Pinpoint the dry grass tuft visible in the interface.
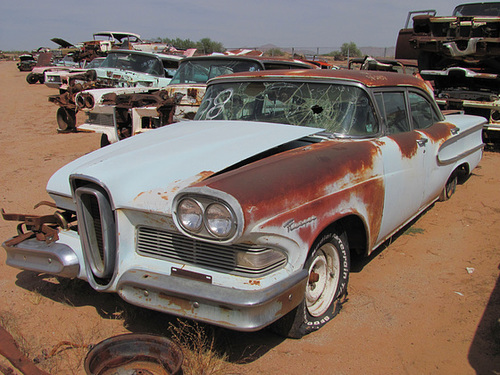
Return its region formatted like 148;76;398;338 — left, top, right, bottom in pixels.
168;319;234;375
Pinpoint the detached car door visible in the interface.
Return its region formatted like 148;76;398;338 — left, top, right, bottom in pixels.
373;88;443;243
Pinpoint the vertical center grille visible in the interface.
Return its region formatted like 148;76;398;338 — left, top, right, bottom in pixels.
75;184;116;284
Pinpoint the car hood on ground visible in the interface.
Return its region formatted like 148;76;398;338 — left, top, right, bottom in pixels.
47;120;323;213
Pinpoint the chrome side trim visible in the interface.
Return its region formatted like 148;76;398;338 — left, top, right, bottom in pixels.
438;143;484;166
437;122;485;166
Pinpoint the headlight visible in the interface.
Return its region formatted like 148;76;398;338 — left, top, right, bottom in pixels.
205;203;235;237
174;195;239;241
76;93;95;109
177;198;203;232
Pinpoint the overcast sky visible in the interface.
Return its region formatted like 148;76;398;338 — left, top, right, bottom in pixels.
1;0;466;52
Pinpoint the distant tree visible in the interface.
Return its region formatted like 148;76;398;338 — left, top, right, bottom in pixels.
340;42;362;58
154;37;197;50
196;38;225;54
264;48;285;57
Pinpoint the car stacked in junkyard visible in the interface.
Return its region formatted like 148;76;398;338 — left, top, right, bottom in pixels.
396;2;500;143
47;49;185;132
2;66;485;338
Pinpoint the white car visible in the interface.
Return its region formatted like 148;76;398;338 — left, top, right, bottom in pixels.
2;69;484;338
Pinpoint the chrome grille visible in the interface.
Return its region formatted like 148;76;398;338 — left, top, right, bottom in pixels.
89;197;105;261
137;226;285;275
86;112;114;126
75;184;116;284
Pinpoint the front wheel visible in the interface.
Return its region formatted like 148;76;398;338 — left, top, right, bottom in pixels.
26;73;38;84
271;230;350;338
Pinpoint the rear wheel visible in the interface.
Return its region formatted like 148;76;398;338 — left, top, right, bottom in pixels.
439;173;458;201
271;230;350;338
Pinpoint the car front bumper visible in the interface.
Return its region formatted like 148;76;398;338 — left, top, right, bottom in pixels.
117;268;308;331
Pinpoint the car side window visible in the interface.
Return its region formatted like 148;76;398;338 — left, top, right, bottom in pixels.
375;92;410;134
409;92;440;129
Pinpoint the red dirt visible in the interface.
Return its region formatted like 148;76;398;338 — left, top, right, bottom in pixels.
0;60;499;374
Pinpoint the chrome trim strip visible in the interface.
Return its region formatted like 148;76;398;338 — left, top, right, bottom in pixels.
437;122;485;166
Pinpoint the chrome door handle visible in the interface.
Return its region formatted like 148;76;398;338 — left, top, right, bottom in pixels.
416;137;428;147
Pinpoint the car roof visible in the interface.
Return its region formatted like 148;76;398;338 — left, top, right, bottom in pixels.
94;31;142;41
179;54;317;68
209;69;431;91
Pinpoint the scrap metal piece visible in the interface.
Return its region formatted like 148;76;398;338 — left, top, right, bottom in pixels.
1;206;76;246
0;325;51;375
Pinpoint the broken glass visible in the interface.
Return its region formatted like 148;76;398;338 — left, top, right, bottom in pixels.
195;81;379;136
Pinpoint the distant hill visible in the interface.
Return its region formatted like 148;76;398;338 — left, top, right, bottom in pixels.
247;44;395;58
359;46;395;58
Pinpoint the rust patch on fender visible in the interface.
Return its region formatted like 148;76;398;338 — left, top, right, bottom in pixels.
388;132;420;159
195;170;215;183
420;122;454;143
201;139;384;250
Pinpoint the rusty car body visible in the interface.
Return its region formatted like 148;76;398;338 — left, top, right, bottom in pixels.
2;69;484;338
420;66;500;142
396;2;500;71
76;55;318;145
395;3;500;143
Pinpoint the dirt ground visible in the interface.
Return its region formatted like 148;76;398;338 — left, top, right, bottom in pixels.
0;60;499;375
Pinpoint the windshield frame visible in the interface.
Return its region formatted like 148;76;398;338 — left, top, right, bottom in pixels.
169;58;265;85
195;77;381;138
453;2;500;16
98;51;165;77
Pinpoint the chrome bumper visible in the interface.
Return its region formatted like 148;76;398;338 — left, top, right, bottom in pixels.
2;238;80;278
117;268;308;331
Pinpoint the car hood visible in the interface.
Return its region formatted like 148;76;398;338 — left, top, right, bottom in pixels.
47;120;323;213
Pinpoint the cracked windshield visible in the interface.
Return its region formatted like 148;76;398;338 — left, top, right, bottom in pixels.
195;81;379;136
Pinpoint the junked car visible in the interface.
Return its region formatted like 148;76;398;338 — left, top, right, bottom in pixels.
49;50;183;132
77;55;318;146
395;2;500;143
396;2;500;71
1;69;484;338
17;54;37;72
44;57;106;90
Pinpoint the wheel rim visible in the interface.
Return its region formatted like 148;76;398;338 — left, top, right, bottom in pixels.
306;243;341;317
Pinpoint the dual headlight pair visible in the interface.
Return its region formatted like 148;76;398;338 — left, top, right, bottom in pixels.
76;92;95;109
176;196;236;240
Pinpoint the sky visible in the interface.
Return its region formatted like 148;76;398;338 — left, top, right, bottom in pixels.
1;0;467;53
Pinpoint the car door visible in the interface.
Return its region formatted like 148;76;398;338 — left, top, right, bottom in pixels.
374;90;431;243
407;90;451;206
